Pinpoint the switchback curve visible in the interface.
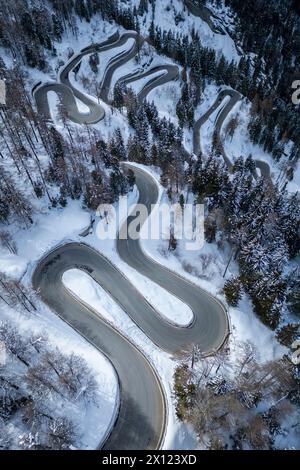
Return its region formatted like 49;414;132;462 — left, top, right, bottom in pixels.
33;31;178;124
32;165;229;450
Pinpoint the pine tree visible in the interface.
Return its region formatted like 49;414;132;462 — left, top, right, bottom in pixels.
109;129;127;163
223;277;242;307
138;0;148;16
113;82;125;109
276;324;300;347
89;52;99;74
109;169;128;198
74;0;90;21
126;169;135;188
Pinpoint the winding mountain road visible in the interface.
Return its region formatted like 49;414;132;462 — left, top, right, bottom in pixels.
193;89;240;164
34;32;120;124
33;165;229;450
115;64;178;104
34;31;178;124
32;21;271;450
34;28;269;177
184;0;225;35
193;89;270;177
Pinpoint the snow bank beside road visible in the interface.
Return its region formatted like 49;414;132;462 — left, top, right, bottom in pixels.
62;267;198;451
63;266;193;329
0;298;119;450
130;164;285;363
0;202;118;449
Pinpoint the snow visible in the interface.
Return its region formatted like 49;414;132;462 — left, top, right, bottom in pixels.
15;201;90;268
10;183;196;450
92;185;193;327
61;264;198;450
0;252;27;280
63;260;193;325
197;86;231;155
0;293;119;450
48;91;64;123
74;96;90;114
69;37;136;94
114;69;166;98
126;164;285;362
0;186;195;448
180;83;230;154
223;99;273;165
0;200;120;449
109;42;182;103
147;78;182;126
0;201;90;282
57;163;286;450
106;43;169;99
222;98;300;193
229;298;285;363
292;162;300;192
0;146;287;448
130;0;240;63
1;0;298;451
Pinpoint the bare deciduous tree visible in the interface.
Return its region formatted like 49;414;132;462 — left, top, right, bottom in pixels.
0;230;17;254
174;342;299;449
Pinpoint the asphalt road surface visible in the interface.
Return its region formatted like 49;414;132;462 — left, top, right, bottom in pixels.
184;0;225;34
34;31;178;124
193;89;239;160
32;23;269;450
34;31;120;124
33;166;229;450
193;89;270;177
33;28;269;177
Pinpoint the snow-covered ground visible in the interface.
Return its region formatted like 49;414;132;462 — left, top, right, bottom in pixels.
198;90;231;155
69;37;136;94
63;264;193;328
127;164;286;362
63;268;198;449
1;0;299;451
91;185;193;327
0;202;119;449
149;80;181;120
130;0;240;63
108;43;179;100
0;183;195;449
1;67;293;449
0;302;119;450
0;159;285;449
47;162;287;448
222;98;300;193
174;83;233;155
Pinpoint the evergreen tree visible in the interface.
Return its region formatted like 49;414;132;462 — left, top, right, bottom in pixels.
276;323;300;347
89;52;99;74
113;82;125;109
223;277;242;307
